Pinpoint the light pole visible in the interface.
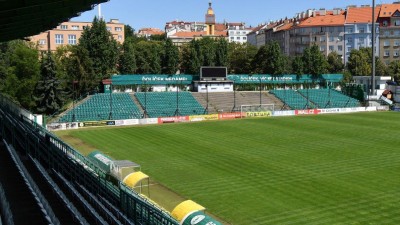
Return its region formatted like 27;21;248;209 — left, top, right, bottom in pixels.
109;84;113;120
259;76;262;106
371;0;376;96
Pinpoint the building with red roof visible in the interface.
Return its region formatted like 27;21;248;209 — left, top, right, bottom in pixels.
377;3;400;64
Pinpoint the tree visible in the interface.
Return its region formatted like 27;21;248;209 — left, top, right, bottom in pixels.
252;42;287;75
291;56;304;75
228;43;257;74
215;38;228;67
302;45;328;78
65;45;96;95
79;17;119;79
33;52;65;114
198;37;216;66
327;52;344;73
119;39;137;74
161;38;179;74
388;60;400;83
1;40;40;110
124;24;135;40
347;48;371;76
375;58;387;76
135;41;162;74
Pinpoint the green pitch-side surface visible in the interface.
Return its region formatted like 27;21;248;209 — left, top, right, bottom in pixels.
56;112;400;225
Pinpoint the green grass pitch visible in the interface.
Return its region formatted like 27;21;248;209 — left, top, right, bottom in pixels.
56;112;400;225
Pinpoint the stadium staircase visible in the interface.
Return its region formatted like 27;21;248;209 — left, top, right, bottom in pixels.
192;91;285;113
135;92;205;118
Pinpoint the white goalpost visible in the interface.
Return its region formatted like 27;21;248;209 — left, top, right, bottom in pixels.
240;104;275;118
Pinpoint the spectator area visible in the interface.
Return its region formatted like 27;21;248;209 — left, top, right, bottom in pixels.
270;89;360;110
135;92;205;118
58;93;142;122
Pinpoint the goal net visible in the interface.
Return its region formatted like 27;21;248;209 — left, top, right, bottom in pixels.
240;104;274;118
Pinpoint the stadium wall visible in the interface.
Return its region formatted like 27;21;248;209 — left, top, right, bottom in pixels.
47;106;389;131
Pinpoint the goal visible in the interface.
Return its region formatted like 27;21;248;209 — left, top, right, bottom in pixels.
240;104;275;118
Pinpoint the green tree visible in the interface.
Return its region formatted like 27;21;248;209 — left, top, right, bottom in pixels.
327;51;344;73
119;39;137;74
252;45;269;74
228;43;257;74
65;45;96;95
215;38;228;67
135;41;162;74
291;56;304;75
1;40;40;110
375;58;387;76
347;48;371;76
302;45;328;78
388;60;400;83
79;17;119;79
198;37;216;66
33;52;65;114
124;24;135;39
264;41;287;75
162;38;179;74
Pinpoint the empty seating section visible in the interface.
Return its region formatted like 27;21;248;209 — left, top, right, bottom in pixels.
271;89;315;109
271;89;360;110
135;92;205;118
59;93;141;122
297;89;360;108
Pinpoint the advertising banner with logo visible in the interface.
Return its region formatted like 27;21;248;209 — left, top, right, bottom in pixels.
218;112;244;120
189;114;219;122
158;116;189;124
245;111;272;118
115;119;140;126
273;110;295;117
139;118;158;125
319;108;341;114
78;120;116;127
295;109;321;115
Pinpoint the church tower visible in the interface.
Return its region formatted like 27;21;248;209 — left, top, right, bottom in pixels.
205;1;215;35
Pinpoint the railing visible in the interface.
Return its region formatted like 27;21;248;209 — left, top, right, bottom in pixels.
0;93;180;225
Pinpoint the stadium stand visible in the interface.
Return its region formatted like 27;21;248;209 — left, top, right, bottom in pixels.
58;93;142;122
270;89;316;109
135;92;205;118
192;91;285;113
297;89;360;108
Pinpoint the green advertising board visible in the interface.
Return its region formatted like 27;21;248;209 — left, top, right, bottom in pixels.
182;211;222;225
112;74;193;85
227;74;343;84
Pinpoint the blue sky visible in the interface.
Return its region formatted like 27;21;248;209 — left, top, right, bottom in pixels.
73;0;389;30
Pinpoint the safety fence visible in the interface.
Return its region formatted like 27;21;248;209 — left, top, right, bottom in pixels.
0;94;179;225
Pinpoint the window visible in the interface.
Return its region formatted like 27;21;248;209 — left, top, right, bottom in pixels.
383;20;388;27
60;25;68;30
347;37;353;43
236;31;240;35
359;27;365;33
236;37;240;40
384;40;390;47
395;30;400;36
329;45;334;51
329;36;335;42
320;45;326;51
115;27;122;31
359;37;365;46
346;27;353;33
320;36;326;42
243;36;247;40
83;26;87;29
337;36;343;41
230;31;234;35
106;27;111;31
395;20;400;26
39;39;46;45
118;35;122;40
71;25;79;30
384;30;390;36
55;34;64;44
230;37;234;40
394;50;399;57
338;45;343;51
384;50;390;56
68;34;76;45
395;40;400;46
329;27;334;33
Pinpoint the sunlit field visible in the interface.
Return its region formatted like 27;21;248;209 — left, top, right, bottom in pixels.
56;112;400;225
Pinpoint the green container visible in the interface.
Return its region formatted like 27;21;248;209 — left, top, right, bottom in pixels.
182;211;222;225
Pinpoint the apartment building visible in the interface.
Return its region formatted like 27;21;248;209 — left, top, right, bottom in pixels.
227;23;252;43
265;20;292;55
378;3;400;65
344;5;380;64
247;24;268;46
30;19;125;51
137;28;165;39
289;9;346;61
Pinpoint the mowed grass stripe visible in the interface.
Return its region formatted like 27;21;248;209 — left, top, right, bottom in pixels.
56;112;400;225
